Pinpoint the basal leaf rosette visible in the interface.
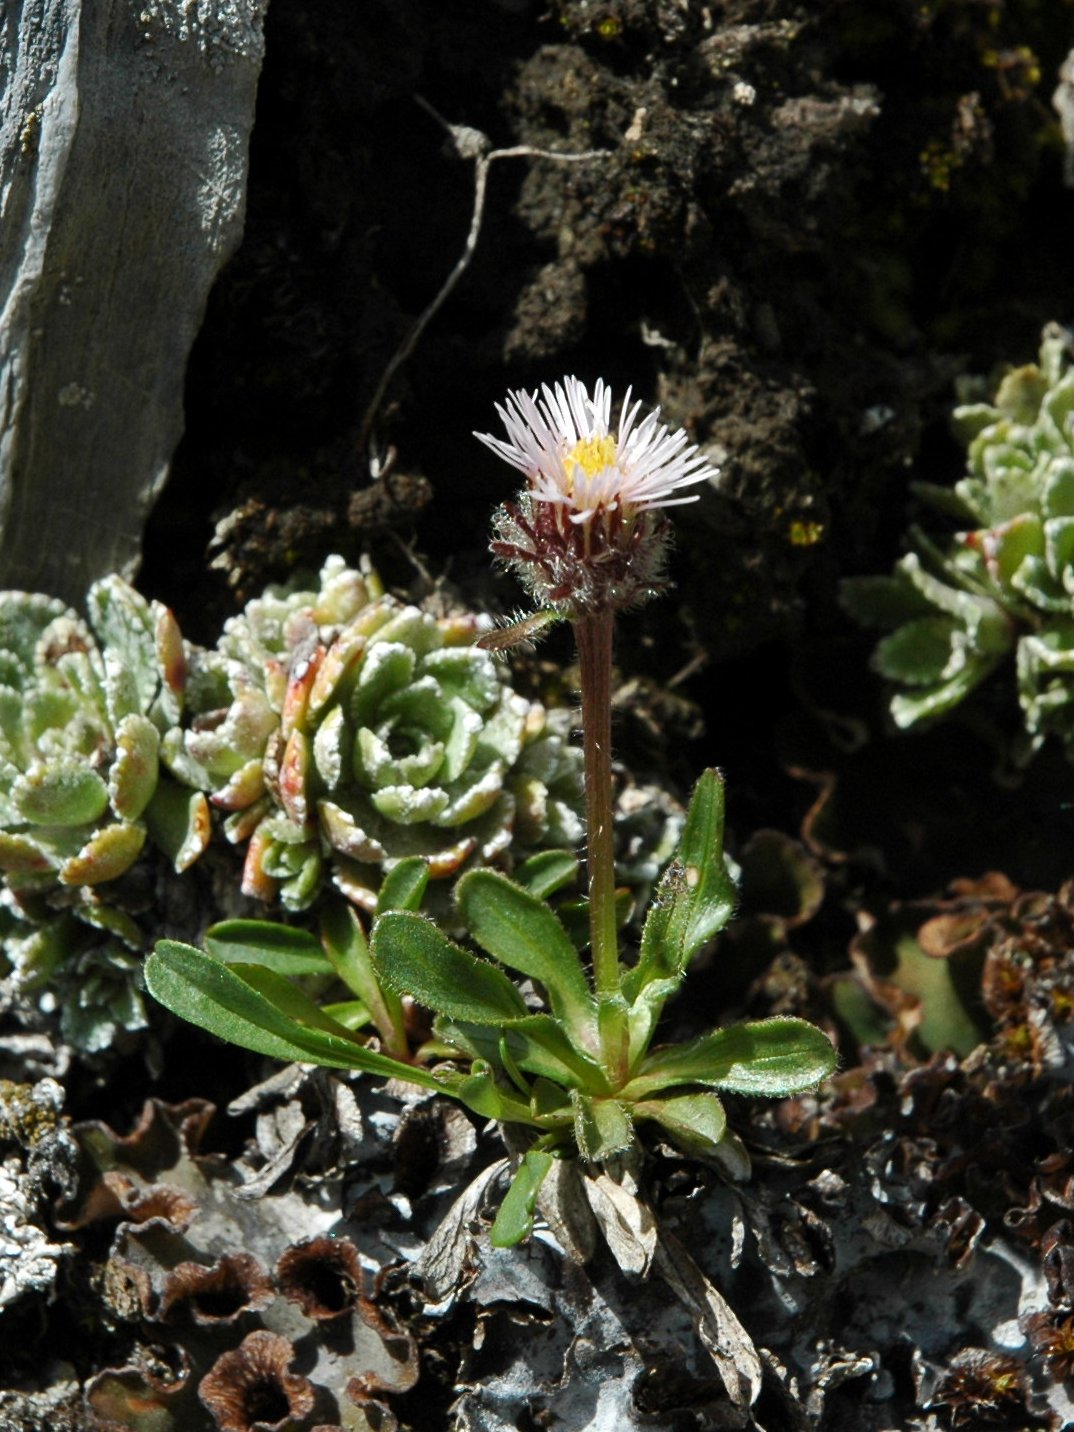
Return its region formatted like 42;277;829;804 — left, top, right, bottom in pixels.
0;578;208;898
172;557;584;913
843;325;1074;755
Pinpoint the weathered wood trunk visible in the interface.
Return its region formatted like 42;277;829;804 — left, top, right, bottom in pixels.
0;0;267;603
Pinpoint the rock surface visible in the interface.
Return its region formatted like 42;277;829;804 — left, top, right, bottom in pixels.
0;0;267;602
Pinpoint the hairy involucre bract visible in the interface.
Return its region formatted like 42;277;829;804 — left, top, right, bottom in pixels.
171;557;584;912
843;324;1074;758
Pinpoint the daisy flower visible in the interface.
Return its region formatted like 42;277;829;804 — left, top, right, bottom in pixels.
476;377;717;615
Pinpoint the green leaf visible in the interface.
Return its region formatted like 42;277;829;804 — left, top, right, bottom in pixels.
571;1091;634;1161
13;761;110;827
490;1150;556;1247
456;869;596;1041
204;920;333;977
621;1017;836;1101
145;941;440;1089
512;849;580;899
441;1014;610;1093
908;481;982;524
320;899;405;1052
628;769;736;997
889;660;999;728
370;910;529;1024
558;889;634;950
143;780;211;872
626;977;682;1066
60;821;146;884
321;998;373;1030
530;1078;574;1124
109;713;160;821
86;576;157;714
435;1063;537;1124
839;574;933;628
897;552;1010;640
634;1091;727;1157
377;856;430;913
872;618;957;685
225;963;369;1042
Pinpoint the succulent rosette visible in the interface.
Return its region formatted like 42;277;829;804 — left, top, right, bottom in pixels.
0;577;208;896
843;325;1074;758
0;577;209;1049
170;557;584;912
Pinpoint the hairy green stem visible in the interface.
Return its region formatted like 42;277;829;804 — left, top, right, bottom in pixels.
573;611;620;998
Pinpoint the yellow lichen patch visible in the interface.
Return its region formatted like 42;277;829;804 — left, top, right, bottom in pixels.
788;519;824;547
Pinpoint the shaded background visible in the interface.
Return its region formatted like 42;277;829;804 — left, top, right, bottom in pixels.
142;0;1074;892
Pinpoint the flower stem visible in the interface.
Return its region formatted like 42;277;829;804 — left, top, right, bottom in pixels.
573;611;620;999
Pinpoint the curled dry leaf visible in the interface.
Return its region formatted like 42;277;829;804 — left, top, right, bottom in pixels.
411;1159;509;1304
651;1228;763;1414
583;1166;657;1277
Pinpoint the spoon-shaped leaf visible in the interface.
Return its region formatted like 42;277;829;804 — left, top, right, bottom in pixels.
620;1017;836;1101
571;1092;634;1161
491;1150;556;1247
146;941;440;1089
376;856;430;913
204;920;332;977
371;910;529;1024
456;869;596;1042
440;1014;611;1094
627;769;737;998
634;1091;727;1157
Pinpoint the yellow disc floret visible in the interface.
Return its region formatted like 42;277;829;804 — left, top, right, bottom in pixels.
564;434;618;484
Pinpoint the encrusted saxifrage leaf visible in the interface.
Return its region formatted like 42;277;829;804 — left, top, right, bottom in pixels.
842;328;1074;757
108;713;160;820
177;557;585;913
143;781;211;872
60;821;146;884
13;762;110;828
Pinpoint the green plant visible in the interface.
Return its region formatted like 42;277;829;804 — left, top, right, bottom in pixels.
0;578;209;1049
147;377;835;1244
167;556;583;912
842;324;1074;758
0;578;207;888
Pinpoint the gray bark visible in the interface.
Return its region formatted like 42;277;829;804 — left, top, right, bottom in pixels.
0;0;267;603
